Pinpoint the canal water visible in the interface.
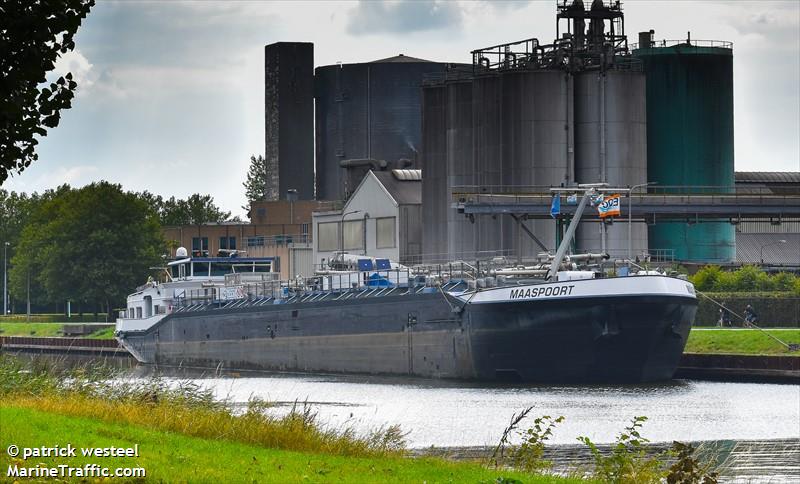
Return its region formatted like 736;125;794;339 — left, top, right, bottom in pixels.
136;368;799;449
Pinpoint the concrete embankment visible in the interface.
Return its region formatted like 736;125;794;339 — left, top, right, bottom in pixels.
0;336;131;358
676;353;799;383
415;438;800;482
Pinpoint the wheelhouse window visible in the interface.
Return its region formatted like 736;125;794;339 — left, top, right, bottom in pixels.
211;262;233;276
192;261;210;277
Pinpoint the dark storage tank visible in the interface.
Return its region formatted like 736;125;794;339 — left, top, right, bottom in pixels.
633;40;735;262
574;69;648;257
315;55;453;201
446;80;477;259
472;74;506;254
421;84;449;260
501;70;572;254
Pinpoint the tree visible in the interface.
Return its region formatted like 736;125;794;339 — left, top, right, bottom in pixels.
242;154;275;208
158;194;231;226
1;185;71;310
0;0;95;183
9;182;163;316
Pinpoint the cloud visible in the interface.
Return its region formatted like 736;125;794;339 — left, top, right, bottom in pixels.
346;1;464;35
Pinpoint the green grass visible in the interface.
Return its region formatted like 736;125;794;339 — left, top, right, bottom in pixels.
0;406;576;483
0;321;65;337
87;326;116;339
686;328;800;356
0;356;581;483
0;322;116;339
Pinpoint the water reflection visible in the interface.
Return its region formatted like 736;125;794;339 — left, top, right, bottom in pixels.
131;366;799;449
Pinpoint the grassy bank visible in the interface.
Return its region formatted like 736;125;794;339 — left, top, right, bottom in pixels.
0;357;579;483
2;406;572;483
0;322;114;339
686;328;800;356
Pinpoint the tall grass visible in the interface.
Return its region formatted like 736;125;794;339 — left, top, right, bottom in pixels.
0;355;405;458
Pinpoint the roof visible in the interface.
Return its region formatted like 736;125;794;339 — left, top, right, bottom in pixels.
735;172;800;184
735;233;800;265
371;170;422;205
369;54;433;63
391;169;422;181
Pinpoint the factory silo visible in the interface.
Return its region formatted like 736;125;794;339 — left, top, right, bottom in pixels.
446;80;477;259
472;74;507;254
315;55;452;201
634;40;735;262
574;69;648;257
501;70;573;254
421;84;449;260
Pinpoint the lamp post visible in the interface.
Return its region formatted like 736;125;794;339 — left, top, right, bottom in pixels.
628;182;656;263
339;210;361;256
760;239;787;265
3;241;9;316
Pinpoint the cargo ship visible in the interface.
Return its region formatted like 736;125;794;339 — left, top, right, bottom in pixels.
116;188;698;382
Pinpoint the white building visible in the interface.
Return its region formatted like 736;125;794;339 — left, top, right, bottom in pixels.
312;169;422;268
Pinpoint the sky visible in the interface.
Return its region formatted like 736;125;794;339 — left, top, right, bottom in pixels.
4;0;799;218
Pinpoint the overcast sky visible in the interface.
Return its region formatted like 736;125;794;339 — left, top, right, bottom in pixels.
4;0;799;217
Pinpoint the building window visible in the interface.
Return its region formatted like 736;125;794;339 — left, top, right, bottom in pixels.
192;237;208;256
247;236;265;247
136;307;142;319
343;219;364;251
376;217;396;248
219;236;236;251
317;222;339;252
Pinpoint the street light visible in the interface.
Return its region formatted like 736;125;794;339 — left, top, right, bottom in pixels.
628;182;656;263
3;241;9;316
339;210;361;256
760;239;787;265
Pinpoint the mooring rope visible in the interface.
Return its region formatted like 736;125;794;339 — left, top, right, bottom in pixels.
695;290;797;351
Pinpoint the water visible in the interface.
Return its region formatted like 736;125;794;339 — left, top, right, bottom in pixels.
135;369;799;449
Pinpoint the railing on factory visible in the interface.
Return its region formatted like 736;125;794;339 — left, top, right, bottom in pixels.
452;184;791;198
244;234;310;248
630;39;733;50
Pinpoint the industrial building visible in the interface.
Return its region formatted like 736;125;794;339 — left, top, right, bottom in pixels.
264;43;461;202
261;0;798;268
421;0;744;264
312;169;422;268
264;42;315;200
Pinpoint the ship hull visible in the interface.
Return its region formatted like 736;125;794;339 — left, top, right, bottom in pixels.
118;278;697;383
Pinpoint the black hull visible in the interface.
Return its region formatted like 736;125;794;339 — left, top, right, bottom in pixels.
119;290;697;383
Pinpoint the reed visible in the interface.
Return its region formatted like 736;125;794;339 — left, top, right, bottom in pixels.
0;355;404;458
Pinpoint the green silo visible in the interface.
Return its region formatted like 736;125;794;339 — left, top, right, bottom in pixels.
633;40;735;262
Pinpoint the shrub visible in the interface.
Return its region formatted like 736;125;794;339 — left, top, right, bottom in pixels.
666;441;718;484
692;265;800;294
490;407;564;473
690;266;721;291
578;416;664;484
772;272;798;292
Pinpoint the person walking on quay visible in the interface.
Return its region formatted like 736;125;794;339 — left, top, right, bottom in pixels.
744;304;758;325
718;305;732;327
